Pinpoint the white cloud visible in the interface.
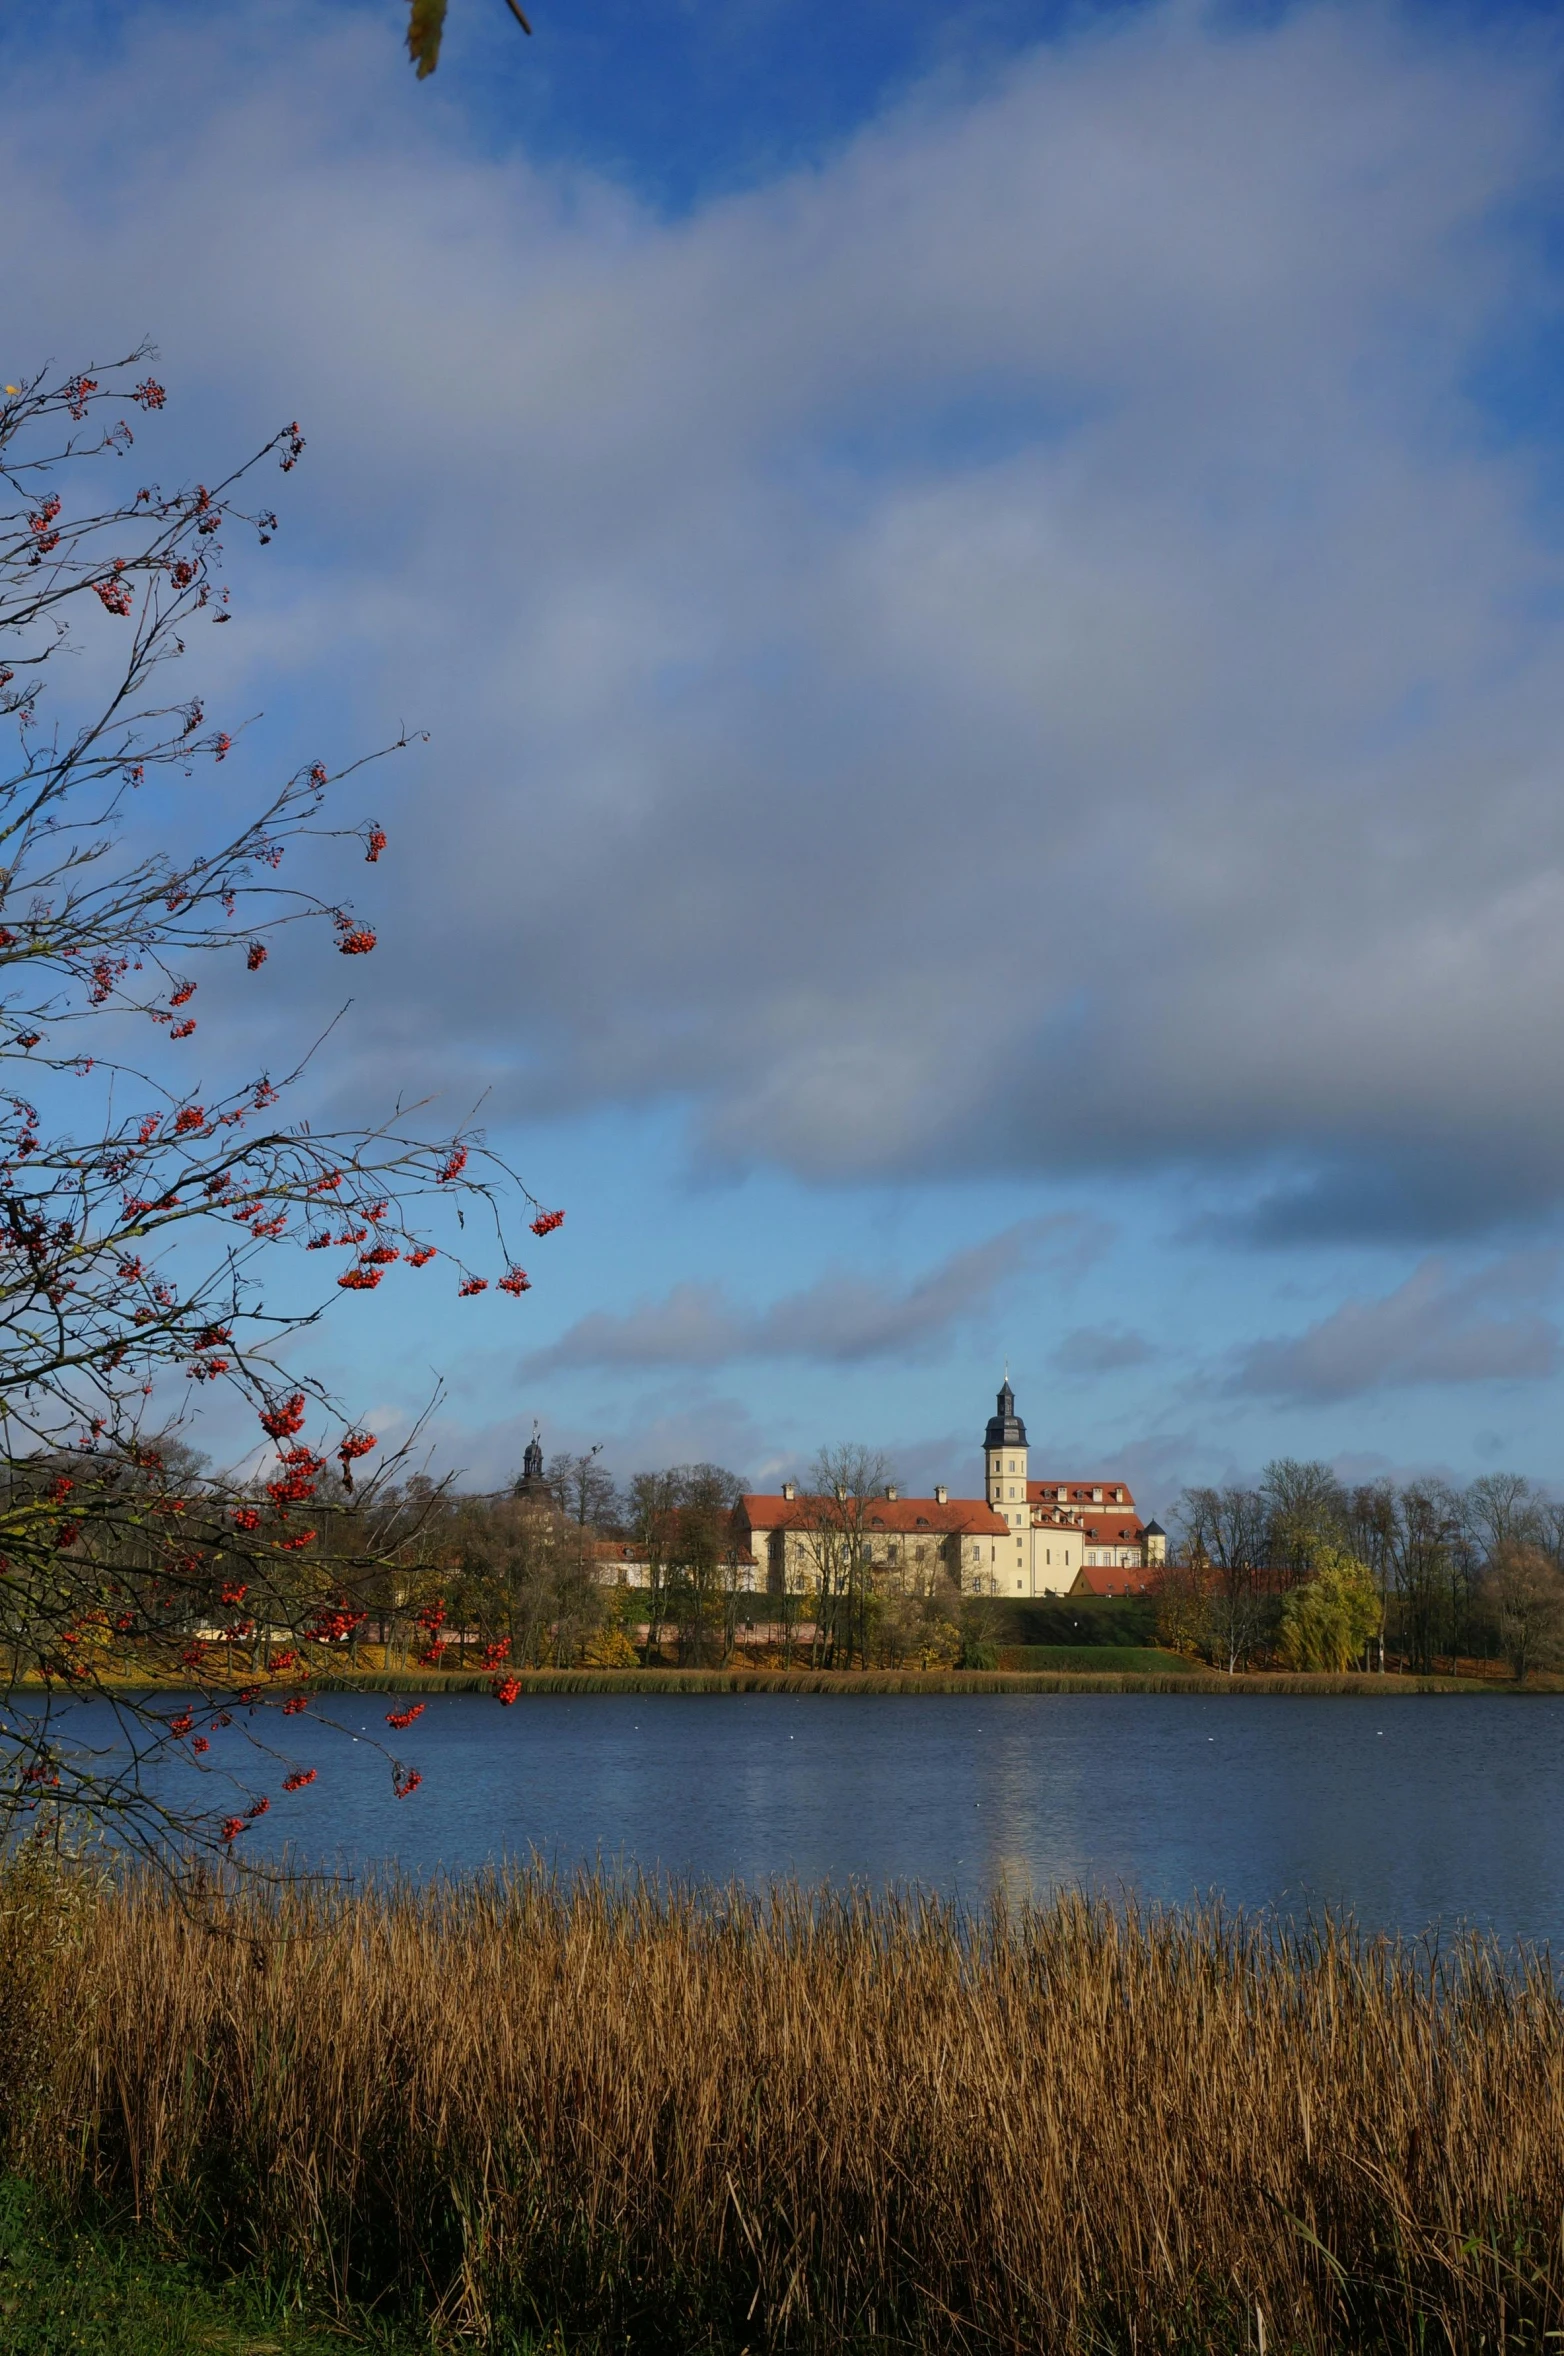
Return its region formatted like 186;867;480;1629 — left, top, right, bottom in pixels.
6;1;1564;1240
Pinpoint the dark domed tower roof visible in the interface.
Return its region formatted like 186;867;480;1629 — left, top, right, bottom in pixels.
516;1420;548;1497
984;1380;1027;1451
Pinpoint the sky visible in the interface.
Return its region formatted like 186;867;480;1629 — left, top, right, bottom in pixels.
5;0;1564;1517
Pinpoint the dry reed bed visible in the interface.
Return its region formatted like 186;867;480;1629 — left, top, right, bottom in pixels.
300;1666;1504;1696
6;1864;1564;2350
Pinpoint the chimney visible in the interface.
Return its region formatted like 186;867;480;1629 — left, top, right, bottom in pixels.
934;1484;948;1504
781;1480;796;1501
884;1483;898;1502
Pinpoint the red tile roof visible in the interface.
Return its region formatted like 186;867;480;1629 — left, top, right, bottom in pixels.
741;1495;1009;1537
1029;1479;1138;1508
1071;1563;1156;1597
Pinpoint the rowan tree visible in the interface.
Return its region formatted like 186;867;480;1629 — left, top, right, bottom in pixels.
0;351;562;1856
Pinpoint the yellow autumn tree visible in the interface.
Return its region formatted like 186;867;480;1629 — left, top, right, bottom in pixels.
1277;1547;1381;1674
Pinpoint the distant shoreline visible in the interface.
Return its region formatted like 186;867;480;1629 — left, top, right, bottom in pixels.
289;1665;1561;1697
36;1665;1562;1698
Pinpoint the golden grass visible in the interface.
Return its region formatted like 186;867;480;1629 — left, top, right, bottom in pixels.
60;1661;1543;1696
300;1665;1511;1696
4;1859;1564;2351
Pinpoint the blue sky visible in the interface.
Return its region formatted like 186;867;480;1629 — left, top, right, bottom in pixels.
6;0;1564;1517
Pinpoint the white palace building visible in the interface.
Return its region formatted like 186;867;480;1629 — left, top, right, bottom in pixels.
739;1381;1166;1601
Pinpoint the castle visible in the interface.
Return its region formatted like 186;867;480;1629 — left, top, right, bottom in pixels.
740;1380;1165;1600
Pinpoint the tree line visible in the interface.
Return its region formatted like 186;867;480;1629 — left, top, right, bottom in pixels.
1164;1461;1564;1678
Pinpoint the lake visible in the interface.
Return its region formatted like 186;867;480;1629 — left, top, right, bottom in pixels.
154;1688;1564;1946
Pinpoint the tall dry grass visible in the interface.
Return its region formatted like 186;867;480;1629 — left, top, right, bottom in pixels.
3;1859;1563;2350
298;1665;1504;1696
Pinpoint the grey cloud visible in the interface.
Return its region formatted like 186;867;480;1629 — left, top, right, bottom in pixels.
417;1394;775;1492
521;1217;1086;1373
9;6;1564;1239
1234;1255;1561;1403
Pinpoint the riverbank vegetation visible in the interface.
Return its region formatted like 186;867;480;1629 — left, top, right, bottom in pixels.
5;1850;1564;2353
1167;1460;1564;1676
303;1661;1502;1695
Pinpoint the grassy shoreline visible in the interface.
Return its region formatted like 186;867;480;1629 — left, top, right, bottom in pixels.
312;1663;1525;1695
7;1858;1564;2353
55;1662;1553;1696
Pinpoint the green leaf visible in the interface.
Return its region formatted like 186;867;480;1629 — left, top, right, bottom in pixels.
407;0;449;77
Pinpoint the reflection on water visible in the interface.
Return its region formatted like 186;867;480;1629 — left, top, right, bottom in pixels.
56;1691;1564;1945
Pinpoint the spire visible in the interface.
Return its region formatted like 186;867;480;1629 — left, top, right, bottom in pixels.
983;1377;1027;1452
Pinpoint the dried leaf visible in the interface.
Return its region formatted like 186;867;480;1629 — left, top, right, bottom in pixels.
406;0;448;77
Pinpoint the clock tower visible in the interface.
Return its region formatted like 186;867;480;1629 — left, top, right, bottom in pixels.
983;1378;1029;1540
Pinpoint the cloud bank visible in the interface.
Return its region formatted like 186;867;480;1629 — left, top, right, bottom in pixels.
1235;1255;1561;1402
521;1216;1085;1371
5;1;1564;1249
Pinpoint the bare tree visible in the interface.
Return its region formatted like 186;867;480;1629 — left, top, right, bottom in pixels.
795;1445;894;1671
667;1465;745;1667
1175;1486;1271;1673
1385;1485;1461;1674
623;1464;745;1666
548;1446;617;1530
625;1467;680;1666
1344;1480;1399;1670
1259;1459;1346;1582
1175;1485;1268;1575
1484;1544;1564;1683
1463;1472;1543;1563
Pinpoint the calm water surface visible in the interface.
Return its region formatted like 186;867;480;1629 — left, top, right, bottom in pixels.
161;1690;1564;1945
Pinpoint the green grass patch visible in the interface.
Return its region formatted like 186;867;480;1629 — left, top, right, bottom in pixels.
0;2177;439;2355
997;1644;1199;1674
